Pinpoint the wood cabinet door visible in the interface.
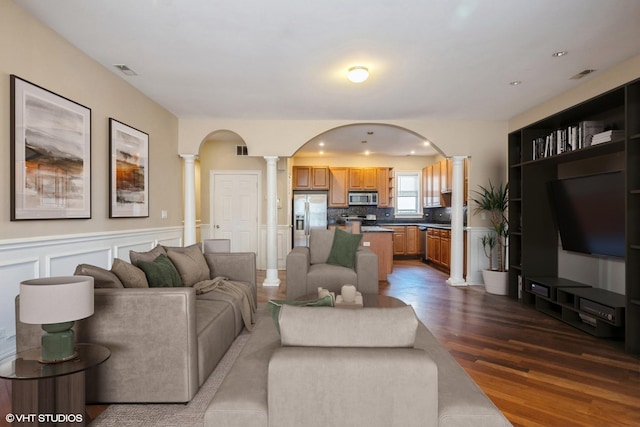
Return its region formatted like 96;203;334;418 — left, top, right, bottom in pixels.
293;166;311;190
329;168;349;207
362;168;377;190
389;226;406;255
312;167;329;189
349;168;363;190
440;230;450;268
441;158;453;193
406;226;419;255
427;229;441;263
432;161;441;206
377;168;389;207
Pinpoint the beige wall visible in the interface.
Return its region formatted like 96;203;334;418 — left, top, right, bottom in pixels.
1;2;181;240
198;138;289;225
183;120;508;227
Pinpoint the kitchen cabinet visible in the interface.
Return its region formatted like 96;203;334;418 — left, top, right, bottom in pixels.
426;228;466;274
423;158;468;207
440;229;450;269
440;158;453;193
349;168;377;190
427;228;441;264
329;167;349;207
376;167;394;207
389;225;420;256
292;166;329;190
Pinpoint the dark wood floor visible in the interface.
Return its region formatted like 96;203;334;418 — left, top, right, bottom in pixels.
2;260;639;427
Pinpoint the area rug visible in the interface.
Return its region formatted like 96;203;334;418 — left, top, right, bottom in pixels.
91;333;250;427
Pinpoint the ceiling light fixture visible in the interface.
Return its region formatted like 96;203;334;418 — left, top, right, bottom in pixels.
552;51;568;57
510;80;522;86
424;141;431;146
348;66;369;83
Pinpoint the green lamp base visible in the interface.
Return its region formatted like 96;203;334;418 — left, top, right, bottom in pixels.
40;321;78;364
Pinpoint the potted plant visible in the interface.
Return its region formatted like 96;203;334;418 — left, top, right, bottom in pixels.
471;181;509;295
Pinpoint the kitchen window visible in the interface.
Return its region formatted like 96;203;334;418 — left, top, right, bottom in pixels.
395;172;421;216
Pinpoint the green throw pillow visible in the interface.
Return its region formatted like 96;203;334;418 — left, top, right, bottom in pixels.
326;228;363;268
136;254;183;287
268;296;334;333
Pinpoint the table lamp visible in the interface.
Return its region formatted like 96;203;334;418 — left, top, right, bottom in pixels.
19;276;94;363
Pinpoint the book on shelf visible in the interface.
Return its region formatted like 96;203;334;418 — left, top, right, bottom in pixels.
580;121;604;147
531;121;604;160
591;130;625;145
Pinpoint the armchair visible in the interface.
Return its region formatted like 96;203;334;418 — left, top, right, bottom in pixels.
286;228;378;300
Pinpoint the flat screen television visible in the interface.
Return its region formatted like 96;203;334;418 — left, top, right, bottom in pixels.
549;171;625;258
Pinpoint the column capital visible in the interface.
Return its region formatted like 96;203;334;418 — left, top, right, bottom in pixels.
263;155;279;163
179;154;199;161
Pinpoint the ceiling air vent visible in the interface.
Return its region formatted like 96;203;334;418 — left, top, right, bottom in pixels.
570;69;596;80
236;145;248;156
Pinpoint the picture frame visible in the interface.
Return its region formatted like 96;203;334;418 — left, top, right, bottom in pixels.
109;118;149;218
10;75;92;220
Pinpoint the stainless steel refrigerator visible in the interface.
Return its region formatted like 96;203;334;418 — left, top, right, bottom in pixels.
293;193;328;247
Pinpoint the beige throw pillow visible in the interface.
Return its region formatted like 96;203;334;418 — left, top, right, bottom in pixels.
129;244;167;266
166;244;210;287
111;258;149;288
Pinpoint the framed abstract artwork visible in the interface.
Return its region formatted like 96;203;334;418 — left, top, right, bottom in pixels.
10;75;92;220
109;118;149;218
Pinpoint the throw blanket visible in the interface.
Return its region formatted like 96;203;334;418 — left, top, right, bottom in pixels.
193;276;257;331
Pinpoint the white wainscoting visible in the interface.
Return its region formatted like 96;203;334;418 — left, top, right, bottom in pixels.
465;226;493;286
0;226;183;360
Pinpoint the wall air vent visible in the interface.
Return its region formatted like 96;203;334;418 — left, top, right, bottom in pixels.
570;69;596;80
236;145;248;156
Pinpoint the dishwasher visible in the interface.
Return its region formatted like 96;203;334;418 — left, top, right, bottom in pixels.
418;225;428;262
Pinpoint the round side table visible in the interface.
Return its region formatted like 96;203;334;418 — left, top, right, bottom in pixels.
0;343;110;427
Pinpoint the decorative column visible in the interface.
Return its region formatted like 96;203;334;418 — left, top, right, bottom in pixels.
263;156;281;287
447;156;467;286
180;154;198;246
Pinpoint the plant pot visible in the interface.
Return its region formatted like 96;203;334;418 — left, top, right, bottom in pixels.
482;269;509;295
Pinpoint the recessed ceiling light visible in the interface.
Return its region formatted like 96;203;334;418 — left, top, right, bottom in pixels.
367;131;374;135
510;80;522;86
319;142;325;147
410;150;416;155
113;64;137;76
319;151;324;155
348;66;369;83
361;140;367;144
552;51;568;57
424;141;431;146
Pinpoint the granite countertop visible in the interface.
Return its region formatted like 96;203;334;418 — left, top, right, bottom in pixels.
361;226;394;232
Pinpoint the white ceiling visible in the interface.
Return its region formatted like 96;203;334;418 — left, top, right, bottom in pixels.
13;0;640;157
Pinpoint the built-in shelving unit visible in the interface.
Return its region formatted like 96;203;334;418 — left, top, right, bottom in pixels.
508;78;640;354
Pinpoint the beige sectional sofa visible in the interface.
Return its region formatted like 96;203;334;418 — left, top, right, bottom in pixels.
206;297;512;427
16;247;256;403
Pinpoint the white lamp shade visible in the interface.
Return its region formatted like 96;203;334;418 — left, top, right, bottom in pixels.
20;276;94;324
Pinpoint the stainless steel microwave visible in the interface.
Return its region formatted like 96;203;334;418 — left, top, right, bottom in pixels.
348;192;378;206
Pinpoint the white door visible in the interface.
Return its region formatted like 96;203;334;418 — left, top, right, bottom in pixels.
211;171;259;253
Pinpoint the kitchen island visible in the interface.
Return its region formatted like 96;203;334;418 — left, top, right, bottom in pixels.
360;226;394;280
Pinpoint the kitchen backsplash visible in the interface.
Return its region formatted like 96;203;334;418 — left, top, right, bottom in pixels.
327;206;466;225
